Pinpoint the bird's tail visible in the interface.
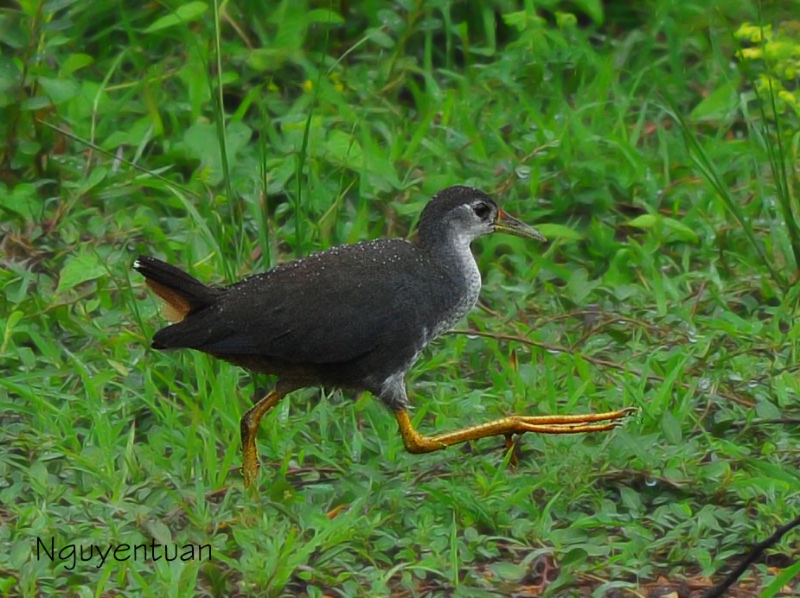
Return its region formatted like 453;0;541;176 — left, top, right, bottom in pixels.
133;256;222;323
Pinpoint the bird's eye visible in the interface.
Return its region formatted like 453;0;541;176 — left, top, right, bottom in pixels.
473;202;492;219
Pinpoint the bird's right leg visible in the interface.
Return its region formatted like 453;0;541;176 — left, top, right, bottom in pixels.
395;407;637;454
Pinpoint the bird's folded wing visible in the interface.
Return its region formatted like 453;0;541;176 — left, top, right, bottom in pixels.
152;241;442;365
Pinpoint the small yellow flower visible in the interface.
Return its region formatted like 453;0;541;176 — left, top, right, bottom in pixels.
736;47;762;61
302;80;313;93
555;11;577;29
778;90;798;106
329;72;344;93
196;165;212;183
755;74;780;94
734;22;771;43
733;23;754;41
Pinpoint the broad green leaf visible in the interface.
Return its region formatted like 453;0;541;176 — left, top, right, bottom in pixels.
567;268;596;304
143;520;173;546
762;559;800;598
79;166;107;195
561;547;588;567
273;1;306;50
755;399;781;419
747;459;800;489
555;11;578;28
59;53;94;77
0;182;41;220
0;12;27;49
247;48;295;71
144;2;208;33
368;29;395;49
627;213;698;242
182;121;252;185
619;486;643;512
20;95;51;110
326;130;364;170
488;561;525;580
660;411;682;444
535;223;584;241
729;477;786;493
627;214;657;228
689;81;739;122
102;117;157;150
572;0;603;24
226;120;253;158
56;254;107;294
0;54;21;97
305;9;344;24
2;310;24;353
182;123;221;183
661;216;699;242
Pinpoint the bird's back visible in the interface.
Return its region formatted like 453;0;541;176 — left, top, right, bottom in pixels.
151;239;470;391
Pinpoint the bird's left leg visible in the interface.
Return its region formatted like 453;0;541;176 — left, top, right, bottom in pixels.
240;388;289;488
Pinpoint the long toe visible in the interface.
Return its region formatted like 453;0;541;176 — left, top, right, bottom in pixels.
515;420;626;435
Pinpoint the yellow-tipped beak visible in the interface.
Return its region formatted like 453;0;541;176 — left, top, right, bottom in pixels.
494;209;546;242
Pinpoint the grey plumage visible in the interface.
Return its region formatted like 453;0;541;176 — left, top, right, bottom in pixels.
135;186;539;411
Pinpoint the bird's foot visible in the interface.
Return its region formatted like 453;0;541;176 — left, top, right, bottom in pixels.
241;453;260;489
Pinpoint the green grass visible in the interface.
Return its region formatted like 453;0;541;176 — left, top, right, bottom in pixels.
2;0;800;596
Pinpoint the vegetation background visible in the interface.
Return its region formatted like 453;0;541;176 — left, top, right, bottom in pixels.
2;0;800;596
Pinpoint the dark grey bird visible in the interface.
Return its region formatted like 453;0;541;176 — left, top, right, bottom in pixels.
134;186;633;488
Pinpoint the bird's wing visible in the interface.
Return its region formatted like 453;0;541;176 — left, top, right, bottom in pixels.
153;241;443;365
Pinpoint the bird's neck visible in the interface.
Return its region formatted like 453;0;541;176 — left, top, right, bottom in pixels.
420;227;481;274
421;233;483;330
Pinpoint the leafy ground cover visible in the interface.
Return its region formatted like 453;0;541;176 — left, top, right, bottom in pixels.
2;0;799;596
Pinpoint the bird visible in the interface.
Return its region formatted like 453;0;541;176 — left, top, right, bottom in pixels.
134;186;634;488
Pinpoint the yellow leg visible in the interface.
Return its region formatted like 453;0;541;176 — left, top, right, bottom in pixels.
396;407;637;454
240;389;288;488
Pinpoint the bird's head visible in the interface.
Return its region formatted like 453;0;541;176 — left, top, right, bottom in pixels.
418;186;545;247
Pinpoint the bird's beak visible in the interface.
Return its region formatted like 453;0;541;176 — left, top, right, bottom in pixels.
494;210;546;242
